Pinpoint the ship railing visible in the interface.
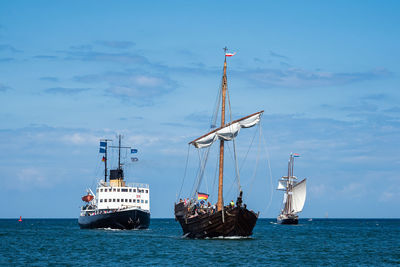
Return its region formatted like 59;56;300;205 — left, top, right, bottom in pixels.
80;208;96;212
97;180;149;188
125;183;149;188
281;176;298;180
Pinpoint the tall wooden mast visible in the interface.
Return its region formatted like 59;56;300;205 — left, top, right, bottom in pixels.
217;47;228;211
284;154;294;214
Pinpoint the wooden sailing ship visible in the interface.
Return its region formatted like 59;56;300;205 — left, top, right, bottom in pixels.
276;153;307;224
174;48;263;238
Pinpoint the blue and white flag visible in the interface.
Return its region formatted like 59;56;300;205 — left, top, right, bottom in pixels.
99;148;106;153
131;149;138;154
100;141;107;147
131;157;139;162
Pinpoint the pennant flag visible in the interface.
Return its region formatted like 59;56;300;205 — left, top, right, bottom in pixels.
293;153;300;157
99;148;106;153
101;156;105;162
100;141;107;147
131;157;139;162
131;149;138;154
225;52;236;57
197;192;209;200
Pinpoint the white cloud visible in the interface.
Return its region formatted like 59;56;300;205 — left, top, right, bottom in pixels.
11;167;50;190
379;190;400;202
309;184;328;197
132;75;163;87
238;67;392;89
340;182;366;198
61;133;99;145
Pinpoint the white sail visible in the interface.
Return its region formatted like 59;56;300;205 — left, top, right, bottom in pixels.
238;113;262;128
277;180;287;190
283;192;287;204
194;132;217;148
216;122;241;141
191;111;263;148
290;178;306;213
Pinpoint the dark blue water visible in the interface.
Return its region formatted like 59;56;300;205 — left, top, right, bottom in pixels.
1;219;399;266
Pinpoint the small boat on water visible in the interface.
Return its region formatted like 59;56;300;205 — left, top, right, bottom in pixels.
174;48;262;238
276;153;307;225
78;135;150;230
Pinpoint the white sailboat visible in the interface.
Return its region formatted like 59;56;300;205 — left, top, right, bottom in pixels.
277;153;307;224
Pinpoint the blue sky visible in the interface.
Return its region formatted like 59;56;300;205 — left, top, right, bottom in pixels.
0;1;399;218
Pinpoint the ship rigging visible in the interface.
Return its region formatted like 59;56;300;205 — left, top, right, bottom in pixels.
174;48;268;238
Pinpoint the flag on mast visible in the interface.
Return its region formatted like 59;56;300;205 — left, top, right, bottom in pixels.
225;52;236;57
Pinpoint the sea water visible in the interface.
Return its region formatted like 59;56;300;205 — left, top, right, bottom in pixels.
1;219;399;266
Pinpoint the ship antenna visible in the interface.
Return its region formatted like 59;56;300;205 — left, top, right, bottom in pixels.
118;134;122;170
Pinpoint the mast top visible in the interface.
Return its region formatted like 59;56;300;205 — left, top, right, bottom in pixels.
223;46;228;61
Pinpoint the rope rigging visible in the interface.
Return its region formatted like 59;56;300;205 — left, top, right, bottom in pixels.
177;59;274;215
225;119;260;198
260;123;275;214
177;144;190;201
226;87;242;193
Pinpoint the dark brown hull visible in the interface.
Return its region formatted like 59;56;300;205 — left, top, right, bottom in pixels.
278;218;298;225
174;202;258;238
277;214;298;225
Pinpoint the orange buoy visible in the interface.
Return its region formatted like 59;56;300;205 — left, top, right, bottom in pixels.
18;216;22;222
82;194;94;202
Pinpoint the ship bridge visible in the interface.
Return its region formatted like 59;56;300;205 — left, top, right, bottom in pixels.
95;182;150;211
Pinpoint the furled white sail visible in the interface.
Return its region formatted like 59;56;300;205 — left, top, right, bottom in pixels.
191;111;263;148
194;132;217;148
277;180;287;190
291;179;307;213
216;123;241;141
238;113;262;128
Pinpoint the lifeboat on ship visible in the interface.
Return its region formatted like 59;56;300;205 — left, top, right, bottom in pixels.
82;193;94;202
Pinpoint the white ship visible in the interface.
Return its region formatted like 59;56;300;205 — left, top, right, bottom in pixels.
78;135;150;229
277;153;307;225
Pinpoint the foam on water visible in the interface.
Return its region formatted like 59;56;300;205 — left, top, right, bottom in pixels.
98;227;123;231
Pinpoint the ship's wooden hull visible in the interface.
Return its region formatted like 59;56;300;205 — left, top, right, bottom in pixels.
78;208;150;230
174;202;258;238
